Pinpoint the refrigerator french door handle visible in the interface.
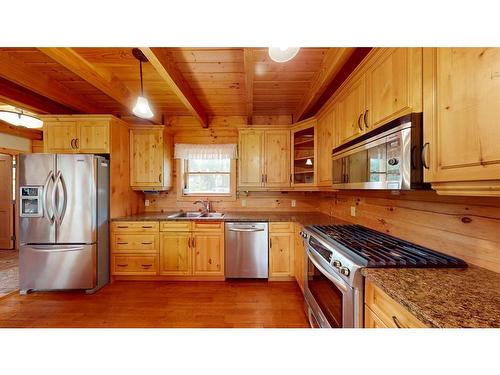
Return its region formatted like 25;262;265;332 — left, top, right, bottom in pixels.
42;170;55;224
52;170;62;225
58;171;68;224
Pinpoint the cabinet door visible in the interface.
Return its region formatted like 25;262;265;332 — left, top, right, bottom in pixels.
238;130;265;188
264;130;290;187
364;306;389;328
192;233;224;276
337;77;366;145
424;48;500;189
294;225;305;293
366;48;422;129
317;107;334;186
44;121;77;153
159;232;191;276
269;233;294;277
77;120;110;153
130;128;163;188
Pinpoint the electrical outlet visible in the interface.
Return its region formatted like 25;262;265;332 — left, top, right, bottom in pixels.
145;199;150;207
350;206;356;217
241;199;247;207
291;199;296;207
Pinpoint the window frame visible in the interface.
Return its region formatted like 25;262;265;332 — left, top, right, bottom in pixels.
176;158;237;201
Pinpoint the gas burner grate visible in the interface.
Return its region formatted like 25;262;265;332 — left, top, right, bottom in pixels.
309;224;467;268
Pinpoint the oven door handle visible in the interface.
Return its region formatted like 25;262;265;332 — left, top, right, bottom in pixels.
306;247;350;293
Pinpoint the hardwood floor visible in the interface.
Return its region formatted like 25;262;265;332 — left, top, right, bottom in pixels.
0;280;309;328
0;250;18;298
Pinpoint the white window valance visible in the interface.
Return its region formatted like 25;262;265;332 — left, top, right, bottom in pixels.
174;143;238;160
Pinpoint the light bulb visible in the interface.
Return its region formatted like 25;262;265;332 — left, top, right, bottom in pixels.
268;47;300;63
133;96;154;119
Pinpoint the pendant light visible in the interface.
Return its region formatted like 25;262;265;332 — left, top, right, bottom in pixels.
0;108;43;128
305;158;313;166
132;48;154;119
268;47;300;63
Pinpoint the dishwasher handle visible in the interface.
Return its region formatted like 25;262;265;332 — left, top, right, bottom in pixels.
228;227;265;232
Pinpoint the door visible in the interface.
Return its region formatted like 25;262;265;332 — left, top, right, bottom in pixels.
78;121;110;153
19;244;95;291
238;130;264;187
424;48;500;183
337;76;366;145
0;154;13;249
366;48;415;129
269;233;293;277
264;130;290;187
56;154;96;244
193;233;224;276
45;121;77;153
159;232;191;276
130;128;164;188
317;108;334;186
19;154;56;244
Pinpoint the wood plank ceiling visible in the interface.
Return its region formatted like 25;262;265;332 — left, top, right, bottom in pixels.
0;47;358;126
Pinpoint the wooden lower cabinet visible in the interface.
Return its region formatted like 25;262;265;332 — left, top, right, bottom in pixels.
269;223;294;279
159;232;191;276
364;280;427;328
193;233;224;276
293;224;305;293
111;254;158;275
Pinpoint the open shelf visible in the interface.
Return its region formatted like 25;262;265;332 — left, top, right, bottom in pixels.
294;155;314;161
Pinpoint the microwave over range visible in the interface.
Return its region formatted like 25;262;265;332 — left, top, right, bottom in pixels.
332;113;429;190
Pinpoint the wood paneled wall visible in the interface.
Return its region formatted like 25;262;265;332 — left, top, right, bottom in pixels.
314;190;500;273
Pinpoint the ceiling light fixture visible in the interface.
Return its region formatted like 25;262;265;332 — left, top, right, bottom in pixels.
132;48;154;119
0;108;43;129
268;47;300;63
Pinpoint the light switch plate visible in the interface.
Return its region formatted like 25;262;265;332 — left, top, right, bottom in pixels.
145;199;150;207
350;206;356;217
241;199;247;207
291;200;296;207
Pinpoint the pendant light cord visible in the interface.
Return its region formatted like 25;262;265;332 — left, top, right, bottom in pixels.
139;60;144;95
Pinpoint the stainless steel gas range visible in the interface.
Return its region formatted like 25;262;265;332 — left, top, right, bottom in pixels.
300;224;467;328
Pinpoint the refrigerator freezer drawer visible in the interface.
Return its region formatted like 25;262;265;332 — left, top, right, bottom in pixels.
20;244;96;292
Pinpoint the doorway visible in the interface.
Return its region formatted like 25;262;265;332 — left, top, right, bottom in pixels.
0;153;14;250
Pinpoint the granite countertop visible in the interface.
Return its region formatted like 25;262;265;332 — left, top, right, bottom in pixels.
111;211;348;226
362;266;500;328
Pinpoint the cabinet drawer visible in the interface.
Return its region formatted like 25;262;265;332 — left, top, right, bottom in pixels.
160;221;192;232
365;281;427;328
111;233;159;253
269;222;294;233
364;305;389;328
111;254;158;275
192;221;224;232
111;221;159;233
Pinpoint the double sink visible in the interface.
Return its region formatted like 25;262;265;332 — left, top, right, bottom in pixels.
166;211;225;219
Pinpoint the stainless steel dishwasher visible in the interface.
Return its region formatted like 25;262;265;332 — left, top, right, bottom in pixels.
225;222;269;278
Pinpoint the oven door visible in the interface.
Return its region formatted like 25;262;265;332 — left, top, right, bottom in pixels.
304;246;355;328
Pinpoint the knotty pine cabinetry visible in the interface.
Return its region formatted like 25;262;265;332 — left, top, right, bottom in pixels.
291;118;317;188
129;125;172;191
269;222;295;280
316;103;337;187
423;48;500;196
364;281;427;328
238;129;290;190
42;115;118;153
293;223;306;293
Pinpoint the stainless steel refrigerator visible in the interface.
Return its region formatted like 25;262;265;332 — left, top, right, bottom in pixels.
18;154;109;294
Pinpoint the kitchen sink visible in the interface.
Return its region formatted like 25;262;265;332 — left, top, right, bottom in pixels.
166;211;224;219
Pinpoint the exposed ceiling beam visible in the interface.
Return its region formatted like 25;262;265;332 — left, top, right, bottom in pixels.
37;48;161;124
0;77;75;114
0;120;43;140
140;47;208;128
0;50;105;114
243;48;254;125
293;48;356;122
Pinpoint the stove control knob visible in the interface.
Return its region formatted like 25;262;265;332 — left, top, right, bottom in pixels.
333;260;342;268
340;267;350;276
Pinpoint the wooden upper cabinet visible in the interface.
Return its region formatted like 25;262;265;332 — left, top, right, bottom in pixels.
238;129;290;189
264;130;290;188
78;120;110;153
365;48;422;129
44;121;78;153
423;48;500;196
291;119;317;187
316;105;335;187
43;116;117;153
238;130;265;188
337;76;366;145
129;125;172;191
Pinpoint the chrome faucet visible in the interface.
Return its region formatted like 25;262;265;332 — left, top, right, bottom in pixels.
193;199;211;215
